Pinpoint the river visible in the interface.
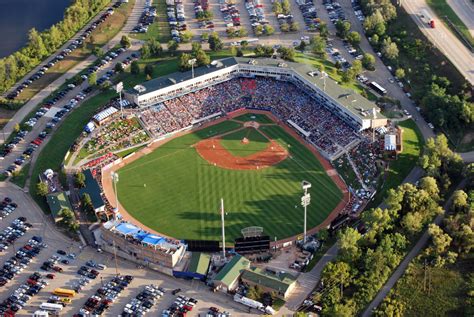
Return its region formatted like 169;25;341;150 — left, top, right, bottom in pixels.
0;0;72;58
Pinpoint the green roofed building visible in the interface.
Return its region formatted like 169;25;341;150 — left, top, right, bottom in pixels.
241;267;297;299
213;255;250;292
188;252;211;277
46;192;73;223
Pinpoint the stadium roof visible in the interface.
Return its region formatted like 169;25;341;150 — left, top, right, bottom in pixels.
79;169;105;210
127;57;383;120
241;267;297;294
93;106;117;123
214;254;250;287
46;192;73;219
114;222;140;236
188;252;211;276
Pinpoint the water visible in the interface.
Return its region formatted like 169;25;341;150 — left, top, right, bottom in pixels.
0;0;72;58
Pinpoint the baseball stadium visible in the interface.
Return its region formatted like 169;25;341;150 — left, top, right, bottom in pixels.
97;57;386;244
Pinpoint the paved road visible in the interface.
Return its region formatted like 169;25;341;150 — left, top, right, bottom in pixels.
402;0;474;85
0;0;146;145
362;180;466;316
447;0;474;38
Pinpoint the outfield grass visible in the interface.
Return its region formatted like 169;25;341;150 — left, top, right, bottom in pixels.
220;128;269;157
426;0;474;49
117;117;342;242
368;119;424;208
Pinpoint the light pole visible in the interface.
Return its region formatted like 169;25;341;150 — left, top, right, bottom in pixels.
111;172;119;215
220;198;226;259
116;82;124;119
189;58;197;79
320;71;328;92
301;180;312;243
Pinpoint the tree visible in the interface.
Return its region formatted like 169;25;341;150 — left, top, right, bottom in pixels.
347;31;361;45
395;68;405;79
311;35;326;58
272;1;282;14
364;11;386;36
419;176;440;200
319;22;329;38
240;40;249;50
144;64;154;78
264;24;275;36
180;30;193;43
201;32;209;41
281;0;291;14
296;40;307;52
247;285;263;301
255;25;264;35
195;49;210;66
179;53;192;71
120;35;131;48
381;38;399;60
88;72;97;86
14;123;20;133
28;28;48;58
114;62;124;73
351;60;363;75
75;171;86;188
236;48;244;57
37;181;49;197
428;224;452;255
167;40;179;55
335;20;351;39
289;22;299;32
81;193;94;213
452;190;468;212
277;47;295;61
338;227;362;263
401;211;424;235
58;208;75;225
208;32;223;51
93;47;104;57
130;60;140;75
238;28;248;38
322;261;352;289
142;38;163;58
362;53;376;70
375;297;405;317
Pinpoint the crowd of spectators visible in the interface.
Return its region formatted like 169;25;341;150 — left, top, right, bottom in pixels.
138;77;360;157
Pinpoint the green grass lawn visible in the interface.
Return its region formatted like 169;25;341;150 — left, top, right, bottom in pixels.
10;163;30;189
333;154;360;191
426;0;474;49
117;116;342;243
220;128;269;157
233;113;275;124
368;119;424;208
116;145;146;158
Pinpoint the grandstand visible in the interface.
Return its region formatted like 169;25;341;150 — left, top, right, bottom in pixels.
124;57;387;160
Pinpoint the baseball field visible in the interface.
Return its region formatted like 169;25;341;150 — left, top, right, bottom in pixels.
116;112;344;242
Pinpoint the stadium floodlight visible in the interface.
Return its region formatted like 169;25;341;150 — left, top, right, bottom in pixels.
116;82;124;119
189;59;197;79
111;172;119;214
220;198;226;259
301;180;312;243
320;71;328;92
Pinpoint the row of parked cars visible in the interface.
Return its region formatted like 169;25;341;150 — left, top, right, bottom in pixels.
245;0;269;31
323;0;346;25
351;0;365;22
0;235;45;289
6;2;122;100
219;0;241;28
295;0;318;31
0;197;17;222
133;0;156;33
0;270;50;316
77;274;134;316
122;284;164;316
167;0;187;43
162;295;198;317
0;217;31;252
195;0;214;29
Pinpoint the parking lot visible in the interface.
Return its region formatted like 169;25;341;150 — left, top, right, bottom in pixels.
0;183;258;316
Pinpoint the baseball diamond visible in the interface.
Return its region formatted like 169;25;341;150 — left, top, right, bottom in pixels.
112;110;346;243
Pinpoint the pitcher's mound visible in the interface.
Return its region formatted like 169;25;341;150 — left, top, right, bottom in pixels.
241;137;249;144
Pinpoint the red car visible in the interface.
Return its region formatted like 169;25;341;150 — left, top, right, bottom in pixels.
52;266;63;273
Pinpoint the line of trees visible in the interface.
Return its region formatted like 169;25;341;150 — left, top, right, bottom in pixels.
0;0;111;94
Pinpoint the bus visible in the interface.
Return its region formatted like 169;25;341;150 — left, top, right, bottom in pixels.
39;302;64;312
52;288;76;298
369;81;387;95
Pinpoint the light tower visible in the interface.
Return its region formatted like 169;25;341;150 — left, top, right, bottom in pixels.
116;82;124;119
301;180;312;243
189;58;197;79
111;172;119;214
220;198;226;259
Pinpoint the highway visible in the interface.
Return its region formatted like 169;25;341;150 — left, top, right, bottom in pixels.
402;0;474;85
447;0;474;38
